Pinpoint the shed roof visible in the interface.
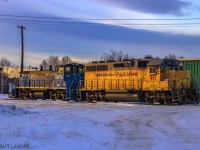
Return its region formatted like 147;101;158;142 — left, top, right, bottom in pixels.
178;58;200;61
147;59;163;67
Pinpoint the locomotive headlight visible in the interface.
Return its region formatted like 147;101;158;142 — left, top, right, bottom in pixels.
55;75;59;79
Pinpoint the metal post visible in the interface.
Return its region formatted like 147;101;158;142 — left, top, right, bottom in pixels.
17;25;25;73
0;67;3;94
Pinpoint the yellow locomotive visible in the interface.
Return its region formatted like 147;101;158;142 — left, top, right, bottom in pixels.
80;58;199;104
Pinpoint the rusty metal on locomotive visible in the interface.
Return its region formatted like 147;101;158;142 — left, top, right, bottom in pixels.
9;66;65;100
8;63;84;100
80;58;199;104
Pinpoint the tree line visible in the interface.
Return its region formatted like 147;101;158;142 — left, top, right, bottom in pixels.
0;51;184;69
41;55;72;70
101;49;184;61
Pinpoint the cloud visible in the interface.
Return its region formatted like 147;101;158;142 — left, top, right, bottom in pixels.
96;0;190;15
18;20;200;59
1;11;199;66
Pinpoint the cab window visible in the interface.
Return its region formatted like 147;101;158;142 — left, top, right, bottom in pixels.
150;67;156;74
79;67;84;77
65;66;71;76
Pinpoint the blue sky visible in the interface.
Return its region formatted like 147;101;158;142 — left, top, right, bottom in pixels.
0;0;200;66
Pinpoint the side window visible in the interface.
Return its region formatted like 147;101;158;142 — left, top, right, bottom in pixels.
79;67;84;77
65;66;71;76
150;67;156;74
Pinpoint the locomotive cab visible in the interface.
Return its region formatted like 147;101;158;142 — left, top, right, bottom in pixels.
63;63;84;100
144;59;197;104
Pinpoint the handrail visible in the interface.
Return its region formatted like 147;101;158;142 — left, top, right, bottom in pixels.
18;79;52;88
69;79;74;89
76;80;83;90
177;78;182;89
67;79;74;98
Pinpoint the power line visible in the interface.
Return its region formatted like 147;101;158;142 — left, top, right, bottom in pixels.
1;14;200;21
0;14;200;28
1;20;200;28
0;18;200;26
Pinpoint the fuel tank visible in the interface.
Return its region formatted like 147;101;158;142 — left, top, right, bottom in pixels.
105;93;139;102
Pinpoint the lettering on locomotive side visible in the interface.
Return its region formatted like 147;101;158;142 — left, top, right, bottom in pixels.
95;71;138;77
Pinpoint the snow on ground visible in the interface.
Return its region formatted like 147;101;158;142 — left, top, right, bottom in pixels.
0;104;33;116
0;95;200;150
0;94;8;100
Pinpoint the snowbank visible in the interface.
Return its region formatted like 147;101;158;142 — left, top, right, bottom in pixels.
0;104;33;116
0;94;8;100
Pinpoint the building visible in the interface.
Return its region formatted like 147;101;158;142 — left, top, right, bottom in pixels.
178;58;200;92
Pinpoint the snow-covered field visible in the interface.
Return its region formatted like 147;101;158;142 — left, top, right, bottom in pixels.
0;94;200;150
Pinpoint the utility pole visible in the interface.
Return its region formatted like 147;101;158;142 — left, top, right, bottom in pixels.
0;67;3;94
17;25;25;73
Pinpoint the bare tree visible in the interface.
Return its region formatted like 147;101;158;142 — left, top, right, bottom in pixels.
101;50;131;61
165;53;177;59
41;55;73;70
62;56;72;64
0;57;11;67
0;57;13;94
165;53;185;59
144;54;153;59
41;59;48;70
178;56;185;59
46;55;59;69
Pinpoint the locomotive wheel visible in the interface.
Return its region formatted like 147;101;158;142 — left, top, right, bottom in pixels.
19;92;25;100
146;98;153;105
26;91;31;99
30;92;36;100
50;91;57;100
60;93;66;101
166;98;172;105
30;95;36;100
159;98;164;105
96;96;101;101
100;94;106;102
50;94;56;100
149;98;154;105
42;92;47;100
